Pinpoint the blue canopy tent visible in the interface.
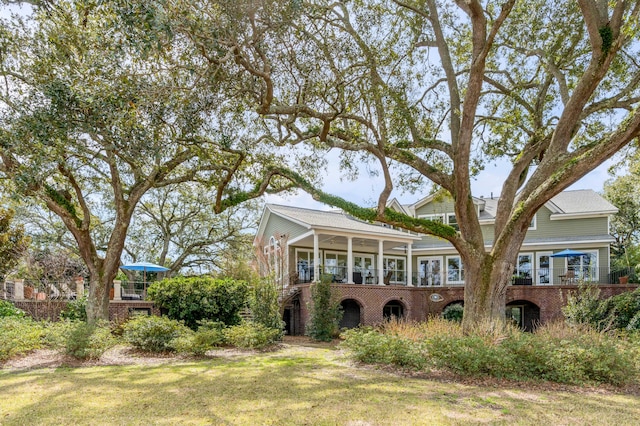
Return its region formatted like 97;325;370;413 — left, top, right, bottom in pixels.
120;262;170;297
550;249;587;258
120;262;170;273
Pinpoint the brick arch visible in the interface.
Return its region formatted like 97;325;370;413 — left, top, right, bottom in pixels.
506;299;541;332
340;295;366;310
382;298;408;320
443;300;464;309
340;298;363;329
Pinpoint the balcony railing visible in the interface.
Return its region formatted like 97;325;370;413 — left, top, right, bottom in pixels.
292;266;637;287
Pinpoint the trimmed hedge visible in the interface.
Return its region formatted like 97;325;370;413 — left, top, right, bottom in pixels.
147;276;249;330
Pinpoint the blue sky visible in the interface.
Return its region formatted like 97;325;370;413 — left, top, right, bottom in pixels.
265;151;618;210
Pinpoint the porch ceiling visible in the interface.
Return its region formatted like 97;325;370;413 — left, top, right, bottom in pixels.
290;233;410;253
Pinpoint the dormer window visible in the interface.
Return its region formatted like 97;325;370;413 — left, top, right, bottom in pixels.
448;214;459;231
421;214;445;223
419;213;458;230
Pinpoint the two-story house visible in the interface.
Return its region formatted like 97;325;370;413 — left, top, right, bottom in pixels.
255;189;636;333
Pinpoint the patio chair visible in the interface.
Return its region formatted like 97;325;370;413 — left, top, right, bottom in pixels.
560;269;576;284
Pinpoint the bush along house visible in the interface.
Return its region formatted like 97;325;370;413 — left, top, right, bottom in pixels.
255;189;638;334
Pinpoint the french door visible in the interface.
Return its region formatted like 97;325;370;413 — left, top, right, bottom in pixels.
418;256;443;286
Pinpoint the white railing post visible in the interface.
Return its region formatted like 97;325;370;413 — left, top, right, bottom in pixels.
75;276;84;298
14;279;24;300
113;280;122;301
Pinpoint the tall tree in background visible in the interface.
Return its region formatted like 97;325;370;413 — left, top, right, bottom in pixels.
124;184;260;276
225;0;640;329
0;208;30;280
0;1;296;322
604;157;640;271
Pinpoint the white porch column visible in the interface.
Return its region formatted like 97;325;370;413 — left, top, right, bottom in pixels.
407;243;413;286
347;237;354;284
378;240;385;285
113;280;122;301
313;232;320;283
14;279;24;300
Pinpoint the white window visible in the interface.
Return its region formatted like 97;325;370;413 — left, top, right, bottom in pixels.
447;214;459;231
567;251;598;282
446;256;464;284
514;253;533;278
420;213;445;223
419;213;458;230
529;214;537;230
324;252;348;282
383;256;406;284
296;249;317;283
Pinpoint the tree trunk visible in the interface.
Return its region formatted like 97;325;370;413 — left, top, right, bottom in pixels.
461;225;529;332
86;271;111;323
462;255;514;332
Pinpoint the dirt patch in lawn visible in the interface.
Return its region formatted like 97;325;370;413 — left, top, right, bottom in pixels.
0;335;339;371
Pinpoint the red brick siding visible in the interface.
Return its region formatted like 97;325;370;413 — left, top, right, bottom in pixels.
12;300;159;322
291;284;638;329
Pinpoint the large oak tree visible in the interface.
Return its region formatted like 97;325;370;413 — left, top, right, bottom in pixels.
224;0;640;329
0;1;297;321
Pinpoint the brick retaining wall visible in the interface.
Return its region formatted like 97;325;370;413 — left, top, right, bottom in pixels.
291;283;638;332
12;300;159;321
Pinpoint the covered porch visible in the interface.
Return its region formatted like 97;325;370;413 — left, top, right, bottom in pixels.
287;228;421;286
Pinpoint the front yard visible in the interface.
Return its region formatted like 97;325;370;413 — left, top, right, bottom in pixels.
1;339;639;425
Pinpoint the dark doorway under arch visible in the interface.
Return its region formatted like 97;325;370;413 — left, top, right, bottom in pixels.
383;300;405;320
340;299;361;329
283;298;302;335
506;300;541;331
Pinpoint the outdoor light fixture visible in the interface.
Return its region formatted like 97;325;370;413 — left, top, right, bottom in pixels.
430;293;444;302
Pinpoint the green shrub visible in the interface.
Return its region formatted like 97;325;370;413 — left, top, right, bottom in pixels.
147;276;249;330
441;303;464;322
122;315;191;352
0;317;45;361
340;319;640;386
306;275;342;342
250;278;285;332
171;320;227;356
562;283;605;327
59;296;87;322
0;300;26;318
340;327;428;370
224;321;282;349
598;288;640;330
42;320;76;349
65;321;118;360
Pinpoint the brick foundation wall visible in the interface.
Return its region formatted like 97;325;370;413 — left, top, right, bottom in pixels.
12;300;159;322
14;301;69;321
291;283;638;331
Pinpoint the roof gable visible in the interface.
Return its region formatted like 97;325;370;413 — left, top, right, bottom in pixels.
261;204;420;240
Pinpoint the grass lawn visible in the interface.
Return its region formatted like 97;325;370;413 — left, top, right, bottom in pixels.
1;342;639;425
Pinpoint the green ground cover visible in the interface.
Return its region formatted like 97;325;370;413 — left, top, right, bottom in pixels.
1;344;639;425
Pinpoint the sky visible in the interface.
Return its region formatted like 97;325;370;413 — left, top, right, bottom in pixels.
265;150;620;210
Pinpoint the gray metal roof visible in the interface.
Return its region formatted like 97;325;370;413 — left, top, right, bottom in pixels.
267;204;418;239
411;233;614;251
548;189;617;215
459;190;615;220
